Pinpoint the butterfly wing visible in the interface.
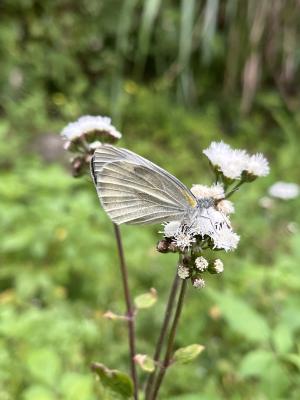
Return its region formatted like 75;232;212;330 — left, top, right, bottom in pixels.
91;145;197;225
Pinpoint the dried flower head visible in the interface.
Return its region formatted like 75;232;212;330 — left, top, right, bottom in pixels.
268;182;300;200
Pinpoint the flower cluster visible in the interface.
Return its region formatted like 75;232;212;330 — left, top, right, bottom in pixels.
203;141;269;181
157;141;270;289
61;115;122;177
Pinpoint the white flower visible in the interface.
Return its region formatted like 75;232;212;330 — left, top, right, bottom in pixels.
191;183;224;200
213;259;224;273
193;278;206;289
163;221;181;238
195;256;209;271
89;141;103;150
203;142;249;180
203;141;231;167
177;265;190;279
61;115;122;142
212;227;240;252
216;199;235;215
173;226;196;251
245;153;269;177
268;182;300;200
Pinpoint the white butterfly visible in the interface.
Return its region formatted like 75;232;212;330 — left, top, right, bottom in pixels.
91;145;200;225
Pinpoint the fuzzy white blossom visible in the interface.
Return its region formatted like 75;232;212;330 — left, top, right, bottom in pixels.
268;182;300;200
245;153;269;177
195;256;209;271
173;226;196;250
163;221;181;238
193;278;206;289
177;265;190;279
213;259;224;273
216;199;235;215
203;141;269;180
212;227;240;252
191;183;224;200
61;115;122;142
203;142;248;179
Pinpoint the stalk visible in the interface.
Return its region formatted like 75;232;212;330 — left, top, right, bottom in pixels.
144;270;180;399
113;224;138;400
150;278;188;400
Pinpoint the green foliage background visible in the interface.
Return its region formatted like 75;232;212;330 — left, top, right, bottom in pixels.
1;1;300;399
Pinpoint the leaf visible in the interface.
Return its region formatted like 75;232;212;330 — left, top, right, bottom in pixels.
134;354;155;372
272;324;293;354
25;348;62;385
206;289;270;343
239;350;276;377
282;353;300;370
173;344;205;365
134;288;157;309
91;362;133;399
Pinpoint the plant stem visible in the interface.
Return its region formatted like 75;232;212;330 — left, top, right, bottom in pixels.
145;271;180;400
150;278;188;400
113;224;138;400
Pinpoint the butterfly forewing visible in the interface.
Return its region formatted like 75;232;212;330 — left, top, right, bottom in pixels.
92;145;197;225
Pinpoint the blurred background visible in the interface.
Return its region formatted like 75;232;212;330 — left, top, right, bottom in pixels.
1;1;300;399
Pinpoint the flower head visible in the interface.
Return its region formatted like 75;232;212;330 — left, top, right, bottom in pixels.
268;182;300;200
212;259;224;274
61;115;122;153
192;277;206;289
244;153;270;178
212;227;240;252
172;225;196;251
191;183;224;200
203;142;248;180
177;265;190;279
195;256;209;272
216;199;235;215
203;141;269;181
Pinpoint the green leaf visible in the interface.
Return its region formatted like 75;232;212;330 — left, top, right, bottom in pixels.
134;354;155;372
207;289;270;343
239;350;276;377
25;348;62;386
173;344;205;365
22;385;55;400
91;363;133;399
272;324;293;354
134;288;157;309
282;353;300;370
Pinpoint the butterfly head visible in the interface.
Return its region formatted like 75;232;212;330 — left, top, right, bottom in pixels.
196;197;215;209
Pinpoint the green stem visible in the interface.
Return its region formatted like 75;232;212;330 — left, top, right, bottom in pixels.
150;278;188;400
113;224;138;400
225;180;244;199
144;270;180;400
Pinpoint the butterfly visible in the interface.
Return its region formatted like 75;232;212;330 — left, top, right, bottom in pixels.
91;145;210;225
